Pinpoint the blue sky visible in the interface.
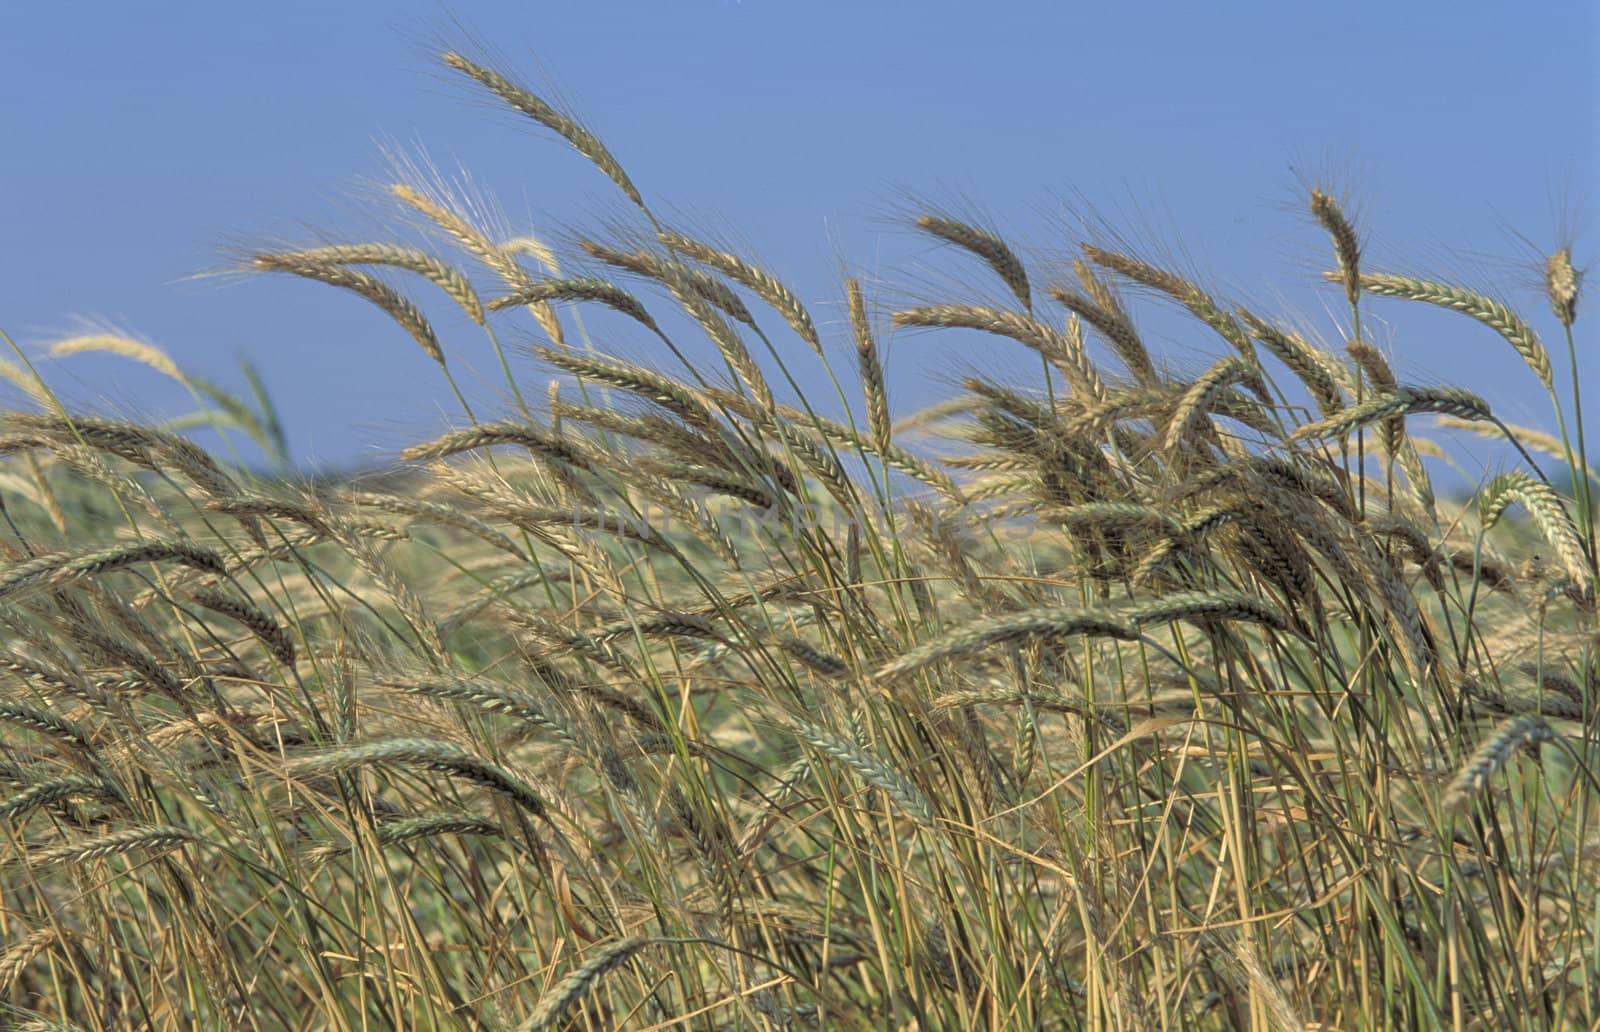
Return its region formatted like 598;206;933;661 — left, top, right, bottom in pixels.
1;1;1594;470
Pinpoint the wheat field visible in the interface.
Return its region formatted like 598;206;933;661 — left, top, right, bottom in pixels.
0;50;1594;1030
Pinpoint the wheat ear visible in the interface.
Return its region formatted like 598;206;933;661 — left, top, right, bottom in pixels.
1290;386;1491;441
848;278;893;460
877;608;1139;680
265;244;485;324
250;253;445;366
785;719;936;825
442;52;644;210
1235;309;1347;415
1082;244;1257;363
1163;355;1258;454
389;182;564;346
1344;271;1553;389
25;825;196;868
1546;247;1579;327
0;541;225;602
658;231;822;355
488;277;657;331
1310;188;1361;309
578;239;755;325
1443;714;1558;811
0;928;72;994
286;738;548;819
516;937;653;1032
913;213;1031;310
1478;471;1592;590
892;305;1105;400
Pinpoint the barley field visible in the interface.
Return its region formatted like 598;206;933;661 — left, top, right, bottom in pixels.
0;50;1595;1031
